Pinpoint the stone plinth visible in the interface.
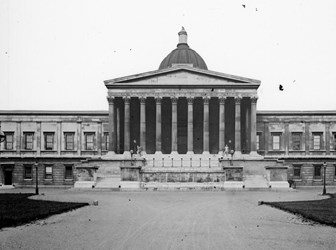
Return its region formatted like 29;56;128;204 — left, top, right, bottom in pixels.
265;165;289;189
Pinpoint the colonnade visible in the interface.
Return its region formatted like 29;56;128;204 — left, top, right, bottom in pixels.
107;95;258;155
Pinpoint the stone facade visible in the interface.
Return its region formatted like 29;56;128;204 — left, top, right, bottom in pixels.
1;28;336;189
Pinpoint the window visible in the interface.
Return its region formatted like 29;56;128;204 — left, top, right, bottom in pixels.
24;165;32;179
333;133;336;150
4;132;14;150
103;132;109;151
334;165;336;178
314;165;322;179
293;165;301;178
85;132;95;150
44;132;54;150
292;132;302;150
272;133;281;150
44;165;53;180
64;132;75;150
313;132;322;150
65;165;73;179
23;132;34;150
256;132;261;150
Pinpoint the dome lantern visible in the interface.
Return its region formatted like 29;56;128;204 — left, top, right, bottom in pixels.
159;28;208;70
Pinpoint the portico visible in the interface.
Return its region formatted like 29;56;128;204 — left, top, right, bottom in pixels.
105;66;260;158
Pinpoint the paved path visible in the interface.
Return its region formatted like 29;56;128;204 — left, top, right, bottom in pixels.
0;188;335;250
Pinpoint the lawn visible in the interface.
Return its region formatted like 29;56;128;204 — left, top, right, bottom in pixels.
263;193;336;227
0;193;89;229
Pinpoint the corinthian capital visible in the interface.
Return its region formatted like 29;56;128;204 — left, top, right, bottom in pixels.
251;95;258;104
107;95;114;104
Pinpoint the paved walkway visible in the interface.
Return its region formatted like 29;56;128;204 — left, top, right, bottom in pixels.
0;188;335;250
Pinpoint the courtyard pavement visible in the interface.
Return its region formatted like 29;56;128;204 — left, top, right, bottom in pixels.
0;187;336;250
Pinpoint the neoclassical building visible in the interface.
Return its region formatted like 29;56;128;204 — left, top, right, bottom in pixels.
1;28;336;189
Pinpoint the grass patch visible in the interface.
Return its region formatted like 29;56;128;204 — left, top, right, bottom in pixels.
263;193;336;227
0;193;89;229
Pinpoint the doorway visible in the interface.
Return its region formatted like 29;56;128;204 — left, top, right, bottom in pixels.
4;169;13;185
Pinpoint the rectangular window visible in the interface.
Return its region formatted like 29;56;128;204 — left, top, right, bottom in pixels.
272;133;281;150
313;133;322;150
4;132;14;150
334;165;336;178
292;132;302;150
314;165;322;179
293;165;301;178
23;132;34;150
44;165;53;180
256;132;261;150
24;165;32;179
85;132;95;150
103;132;109;151
44;132;54;150
333;133;336;150
64;165;73;179
64;132;75;150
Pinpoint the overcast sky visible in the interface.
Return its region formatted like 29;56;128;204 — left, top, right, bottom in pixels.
1;0;336;111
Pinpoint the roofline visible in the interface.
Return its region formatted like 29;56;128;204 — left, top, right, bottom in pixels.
0;110;108;116
104;65;261;85
257;110;336;116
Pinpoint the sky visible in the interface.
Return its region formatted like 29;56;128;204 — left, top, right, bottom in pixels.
1;0;336;111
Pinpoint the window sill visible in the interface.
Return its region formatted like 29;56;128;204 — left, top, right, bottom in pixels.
24;179;33;181
313;179;322;182
64;179;73;181
81;150;98;152
293;178;302;181
289;150;305;152
21;150;36;152
44;179;53;181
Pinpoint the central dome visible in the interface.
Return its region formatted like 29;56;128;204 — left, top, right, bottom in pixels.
159;27;208;70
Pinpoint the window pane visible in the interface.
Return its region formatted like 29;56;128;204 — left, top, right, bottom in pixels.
104;133;109;151
334;134;336;150
45;133;54;150
293;166;301;178
292;133;301;150
65;133;74;150
314;165;321;178
85;133;94;150
45;166;53;179
313;134;320;150
24;133;34;150
24;166;32;179
273;135;280;150
5;133;14;150
65;165;73;179
256;134;260;150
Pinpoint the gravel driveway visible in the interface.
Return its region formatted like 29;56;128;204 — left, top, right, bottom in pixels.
0;188;335;250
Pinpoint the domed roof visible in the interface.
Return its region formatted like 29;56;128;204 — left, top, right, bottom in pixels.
159;27;208;70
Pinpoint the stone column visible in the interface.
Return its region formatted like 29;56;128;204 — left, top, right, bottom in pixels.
124;96;131;153
326;122;330;155
203;96;210;154
171;97;178;154
234;96;242;155
219;96;226;153
140;96;146;154
250;96;258;155
284;122;289;155
107;96;116;153
155;97;162;154
187;97;194;154
305;122;310;154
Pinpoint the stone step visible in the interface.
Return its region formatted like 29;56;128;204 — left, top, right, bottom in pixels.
244;175;269;189
95;177;121;189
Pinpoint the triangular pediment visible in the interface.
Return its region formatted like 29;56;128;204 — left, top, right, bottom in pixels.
104;65;260;89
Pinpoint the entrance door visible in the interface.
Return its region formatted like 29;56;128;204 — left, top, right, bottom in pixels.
4;170;13;185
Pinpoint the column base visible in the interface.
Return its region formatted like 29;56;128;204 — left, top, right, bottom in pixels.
171;151;179;155
202;151;210;155
233;151;242;158
186;151;194;155
154;151;162;155
123;151;132;159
